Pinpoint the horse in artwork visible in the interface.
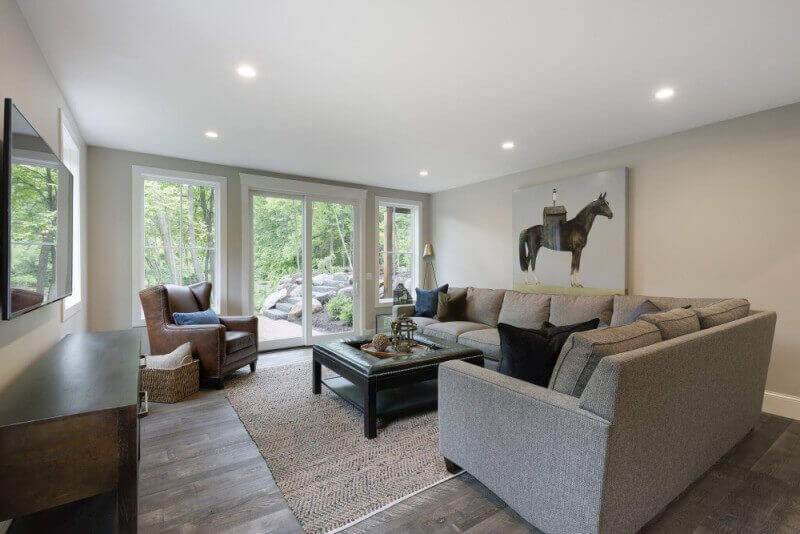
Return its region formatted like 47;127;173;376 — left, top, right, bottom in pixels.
518;193;613;287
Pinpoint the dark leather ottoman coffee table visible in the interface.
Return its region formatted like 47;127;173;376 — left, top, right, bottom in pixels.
312;334;483;438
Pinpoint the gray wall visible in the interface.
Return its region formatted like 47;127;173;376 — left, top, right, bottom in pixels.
86;146;430;342
0;0;88;389
432;102;800;399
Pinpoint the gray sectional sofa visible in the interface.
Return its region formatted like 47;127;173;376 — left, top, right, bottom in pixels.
394;288;777;534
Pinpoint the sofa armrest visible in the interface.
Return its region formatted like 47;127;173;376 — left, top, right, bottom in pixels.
219;315;258;337
162;323;226;379
392;304;415;317
438;360;610;534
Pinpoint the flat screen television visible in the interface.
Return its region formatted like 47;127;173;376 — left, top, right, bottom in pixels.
1;98;72;320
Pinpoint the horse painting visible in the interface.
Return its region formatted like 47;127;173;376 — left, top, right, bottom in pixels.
518;193;613;287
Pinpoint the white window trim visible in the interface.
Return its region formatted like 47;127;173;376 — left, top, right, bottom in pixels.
375;196;422;308
131;166;227;326
240;173;367;337
59;109;82;321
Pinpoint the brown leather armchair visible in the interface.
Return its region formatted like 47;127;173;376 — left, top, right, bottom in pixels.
139;282;258;389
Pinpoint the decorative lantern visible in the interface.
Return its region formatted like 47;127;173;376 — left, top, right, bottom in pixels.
390;316;418;353
393;282;412;305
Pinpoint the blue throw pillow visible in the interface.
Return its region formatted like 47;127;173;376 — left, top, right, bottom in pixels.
414;284;449;318
173;308;220;326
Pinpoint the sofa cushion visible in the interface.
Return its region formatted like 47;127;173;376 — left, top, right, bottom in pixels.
550;320;662;397
694;298;750;329
423;321;488;343
225;331;255;353
498;319;599;387
549;295;613;326
458;328;501;360
464;288;506;327
436;290;467;322
498;291;551;330
639;307;700;340
610;295;723;326
410;316;439;328
414;284;448;318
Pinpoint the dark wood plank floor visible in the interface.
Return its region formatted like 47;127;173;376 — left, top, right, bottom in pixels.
137;350;307;533
140;348;799;533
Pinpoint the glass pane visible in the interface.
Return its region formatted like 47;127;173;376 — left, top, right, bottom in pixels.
142;179;217;295
377;203;414;301
312;200;354;336
252;195;303;343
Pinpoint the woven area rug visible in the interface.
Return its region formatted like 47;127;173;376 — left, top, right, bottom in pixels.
225;361;450;533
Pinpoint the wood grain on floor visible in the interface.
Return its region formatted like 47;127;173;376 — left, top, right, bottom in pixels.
139;348;799;533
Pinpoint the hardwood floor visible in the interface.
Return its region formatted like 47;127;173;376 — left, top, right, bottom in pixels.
139;349;800;533
137;349;308;534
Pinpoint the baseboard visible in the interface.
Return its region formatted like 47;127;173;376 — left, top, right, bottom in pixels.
763;390;800;420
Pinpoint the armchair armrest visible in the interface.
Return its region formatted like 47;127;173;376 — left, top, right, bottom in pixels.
161;323;226;379
219;315;258;337
392;304;416;317
438;360;611;534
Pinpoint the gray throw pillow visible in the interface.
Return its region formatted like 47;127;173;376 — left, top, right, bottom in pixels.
693;298;750;328
639;308;700;340
549;321;662;397
624;299;661;324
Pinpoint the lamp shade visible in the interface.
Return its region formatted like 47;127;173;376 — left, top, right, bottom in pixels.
423;243;434;259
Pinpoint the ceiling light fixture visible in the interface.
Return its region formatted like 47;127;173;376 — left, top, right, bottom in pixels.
236;64;257;78
419;170;429;176
654;87;675;100
502;141;515;150
204;131;219;139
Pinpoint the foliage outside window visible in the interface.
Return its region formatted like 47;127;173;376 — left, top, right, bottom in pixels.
377;201;417;302
143;179;217;296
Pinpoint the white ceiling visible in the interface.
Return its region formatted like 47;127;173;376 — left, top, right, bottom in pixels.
17;0;800;193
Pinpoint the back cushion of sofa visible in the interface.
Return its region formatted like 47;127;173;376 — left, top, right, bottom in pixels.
550;320;662;397
694;298;750;328
610;295;724;326
549;295;613;326
639;307;701;340
497;291;551;329
464;288;506;327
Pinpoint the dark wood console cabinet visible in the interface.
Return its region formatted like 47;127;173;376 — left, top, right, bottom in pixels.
0;331;141;532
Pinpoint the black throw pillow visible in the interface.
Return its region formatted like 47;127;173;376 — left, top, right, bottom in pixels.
414;284;448;317
497;318;600;387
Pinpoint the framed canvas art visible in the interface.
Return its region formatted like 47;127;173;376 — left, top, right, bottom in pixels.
512;168;627;295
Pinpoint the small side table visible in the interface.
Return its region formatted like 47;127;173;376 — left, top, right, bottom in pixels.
375;313;392;333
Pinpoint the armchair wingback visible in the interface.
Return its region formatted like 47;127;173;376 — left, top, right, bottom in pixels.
139;282;258;388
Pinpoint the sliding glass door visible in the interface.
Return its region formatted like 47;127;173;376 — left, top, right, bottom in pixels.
250;192;305;350
310;200;356;341
248;187;360;351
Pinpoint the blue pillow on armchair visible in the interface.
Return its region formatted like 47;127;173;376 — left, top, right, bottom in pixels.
173;308;220;325
414;284;448;318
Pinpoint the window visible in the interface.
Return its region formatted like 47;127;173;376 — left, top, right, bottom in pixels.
60;113;81;319
376;198;420;304
132;167;227;324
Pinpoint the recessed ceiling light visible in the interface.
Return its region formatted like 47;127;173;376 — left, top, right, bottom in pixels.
654;87;675;100
502;141;515;150
236;64;257;78
204;131;219;139
419;170;429;176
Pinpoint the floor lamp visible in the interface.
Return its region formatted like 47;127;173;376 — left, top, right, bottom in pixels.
422;243;438;289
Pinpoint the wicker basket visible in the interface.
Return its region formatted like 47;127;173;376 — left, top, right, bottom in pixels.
140;359;199;403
